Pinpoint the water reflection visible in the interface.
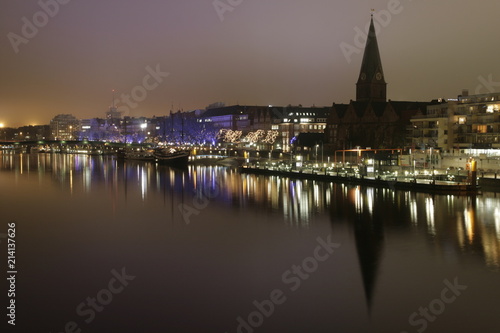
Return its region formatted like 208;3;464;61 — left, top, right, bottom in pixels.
464;198;500;268
2;152;500;319
425;197;436;235
2;153;500;274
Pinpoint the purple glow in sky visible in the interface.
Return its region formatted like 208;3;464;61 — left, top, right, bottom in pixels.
1;0;500;126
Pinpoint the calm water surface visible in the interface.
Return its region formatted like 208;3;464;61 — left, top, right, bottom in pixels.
1;153;500;332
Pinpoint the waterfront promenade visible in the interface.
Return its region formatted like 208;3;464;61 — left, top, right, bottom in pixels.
2;141;500;191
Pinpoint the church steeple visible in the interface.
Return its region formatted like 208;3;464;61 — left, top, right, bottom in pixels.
356;14;387;102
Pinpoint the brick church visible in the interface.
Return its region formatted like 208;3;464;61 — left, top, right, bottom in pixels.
325;15;432;150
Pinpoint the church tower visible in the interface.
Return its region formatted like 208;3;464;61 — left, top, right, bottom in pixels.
356;15;387;102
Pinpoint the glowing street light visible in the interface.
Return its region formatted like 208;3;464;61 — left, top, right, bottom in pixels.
0;123;5;142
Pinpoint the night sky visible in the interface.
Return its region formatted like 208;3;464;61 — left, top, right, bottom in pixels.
1;0;499;127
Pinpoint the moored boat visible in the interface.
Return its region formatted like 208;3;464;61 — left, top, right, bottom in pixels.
124;150;155;161
154;148;190;166
239;166;480;195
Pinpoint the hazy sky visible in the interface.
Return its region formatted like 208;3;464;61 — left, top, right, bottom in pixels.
1;0;500;127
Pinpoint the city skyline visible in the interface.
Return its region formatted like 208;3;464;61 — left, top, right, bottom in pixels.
1;0;500;127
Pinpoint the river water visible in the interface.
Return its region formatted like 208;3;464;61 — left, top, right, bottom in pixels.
1;153;499;332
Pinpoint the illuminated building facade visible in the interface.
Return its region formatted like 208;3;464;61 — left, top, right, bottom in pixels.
199;105;276;132
50;114;80;140
198;104;329;150
273;106;330;151
408;91;500;151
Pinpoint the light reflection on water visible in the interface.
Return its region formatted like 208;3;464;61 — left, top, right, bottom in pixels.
2;153;500;332
2;153;500;267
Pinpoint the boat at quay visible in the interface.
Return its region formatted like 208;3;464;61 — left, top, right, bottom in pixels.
239;166;480;195
124;150;155;161
154;148;190;167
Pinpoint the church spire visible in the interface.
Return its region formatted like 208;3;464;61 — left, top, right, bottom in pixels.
356;14;387;102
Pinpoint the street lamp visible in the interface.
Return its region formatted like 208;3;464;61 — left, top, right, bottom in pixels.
140;123;147;143
315;144;319;164
321;141;324;165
